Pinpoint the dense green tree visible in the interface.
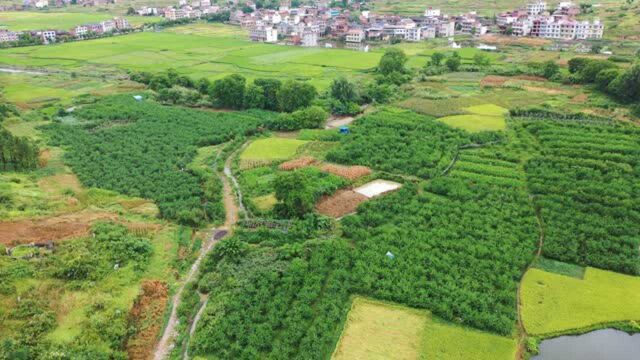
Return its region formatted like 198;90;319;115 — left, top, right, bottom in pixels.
542;60;560;79
254;78;282;111
274;170;315;218
277;80;317;112
595;68;620;91
210;74;247;109
330;77;358;104
608;64;640;102
0;128;39;172
243;84;266;109
378;48;408;75
429;52;445;66
474;52;491;66
568;57;591;74
445;53;461;71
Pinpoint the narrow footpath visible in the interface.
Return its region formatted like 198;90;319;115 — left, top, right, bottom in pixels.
153;149;239;360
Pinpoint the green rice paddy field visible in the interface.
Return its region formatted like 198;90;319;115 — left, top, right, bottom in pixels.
0;24;384;88
0;11;159;31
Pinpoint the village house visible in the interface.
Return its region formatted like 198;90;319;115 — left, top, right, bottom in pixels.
0;30;19;43
345;29;364;43
250;26;278;43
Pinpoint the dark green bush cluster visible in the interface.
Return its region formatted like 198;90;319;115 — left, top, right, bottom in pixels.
191;239;353;360
342;147;539;335
0;128;40;172
46;95;275;225
524;120;640;274
326;108;472;178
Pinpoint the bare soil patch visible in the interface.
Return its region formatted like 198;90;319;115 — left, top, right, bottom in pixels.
480;75;509;87
514;75;548;82
279;156;318;171
522;86;569;95
320;163;372;180
0;211;117;246
316;190;367;218
127;280;170;360
570;93;589;104
325;116;355;129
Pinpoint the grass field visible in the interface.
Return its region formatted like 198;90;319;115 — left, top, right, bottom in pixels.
437;104;507;132
521;267;640;336
0;12;157;31
0;23;383;88
0;72;143;108
240;138;308;161
332;297;516;360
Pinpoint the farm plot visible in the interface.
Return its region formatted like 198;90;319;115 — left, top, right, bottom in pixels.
45;95;274;225
332;297;516;360
326;108;472;179
354;179;402;198
522;119;640;275
0;12;154;31
521;266;640;336
342;145;538;335
240;138;308;169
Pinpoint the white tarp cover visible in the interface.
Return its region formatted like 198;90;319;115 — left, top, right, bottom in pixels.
354;180;402;198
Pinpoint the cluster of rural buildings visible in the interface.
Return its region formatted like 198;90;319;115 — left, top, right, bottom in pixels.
0;16;130;45
15;0;117;9
231;0;603;46
497;1;604;40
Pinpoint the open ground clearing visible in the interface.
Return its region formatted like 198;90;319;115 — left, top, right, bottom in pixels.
316;189;368;218
332;297;516;360
521;267;640;336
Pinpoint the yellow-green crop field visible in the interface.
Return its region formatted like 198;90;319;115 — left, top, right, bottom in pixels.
521;267;640;336
0;72;144;108
240;138;308;162
332;297;516;360
0;11;158;31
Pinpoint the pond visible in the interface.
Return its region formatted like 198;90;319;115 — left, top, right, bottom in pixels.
532;329;640;360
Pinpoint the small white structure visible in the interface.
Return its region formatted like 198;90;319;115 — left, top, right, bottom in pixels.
386;251;395;260
354;180;402;198
477;44;497;51
133;95;143;101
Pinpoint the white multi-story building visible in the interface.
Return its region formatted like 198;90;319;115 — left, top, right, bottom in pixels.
72;25;88;38
250;26;278;42
527;0;547;15
101;19;115;33
424;7;441;17
114;17;130;30
345;29;364;42
40;30;56;44
405;27;422;41
301;29;318;46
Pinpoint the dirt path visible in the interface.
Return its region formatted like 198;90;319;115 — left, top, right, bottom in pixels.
153;150;239;360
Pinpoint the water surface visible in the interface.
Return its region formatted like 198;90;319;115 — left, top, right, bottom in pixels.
532;329;640;360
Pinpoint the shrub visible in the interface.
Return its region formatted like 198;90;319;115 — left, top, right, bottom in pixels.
277;80;317;112
595;68;621;91
267;106;328;131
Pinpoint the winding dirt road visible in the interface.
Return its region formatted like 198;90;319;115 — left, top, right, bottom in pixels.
153;149;239;360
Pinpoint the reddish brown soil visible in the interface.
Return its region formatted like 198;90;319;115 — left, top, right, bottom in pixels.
480;75;509;87
316;190;368;218
320;164;372;180
279;156;318;171
513;75;548;82
0;211;118;246
127;280;170;360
